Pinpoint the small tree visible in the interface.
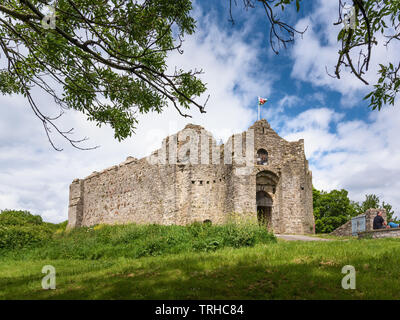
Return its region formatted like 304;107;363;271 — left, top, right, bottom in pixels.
313;187;357;233
382;202;394;221
359;194;380;213
354;193;395;221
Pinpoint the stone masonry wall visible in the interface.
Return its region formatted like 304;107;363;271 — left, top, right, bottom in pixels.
68;125;229;228
67;120;314;235
358;228;400;239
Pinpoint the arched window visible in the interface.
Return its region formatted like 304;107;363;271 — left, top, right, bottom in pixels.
257;149;268;165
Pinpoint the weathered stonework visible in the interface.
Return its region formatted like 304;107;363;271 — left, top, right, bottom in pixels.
67;119;314;234
358;228;400;239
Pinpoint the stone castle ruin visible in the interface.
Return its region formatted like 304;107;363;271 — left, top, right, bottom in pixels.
68;119;314;234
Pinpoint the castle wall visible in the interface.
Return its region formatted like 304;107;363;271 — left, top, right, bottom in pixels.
174;125;230;224
68;125;230;228
68;160;230;228
278;140;314;234
224;131;257;223
67;120;314;234
79;158;178;226
185;164;228;224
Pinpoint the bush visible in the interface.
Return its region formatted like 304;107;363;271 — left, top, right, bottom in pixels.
0;210;56;249
0;209;43;226
55;220;68;231
0;225;54;249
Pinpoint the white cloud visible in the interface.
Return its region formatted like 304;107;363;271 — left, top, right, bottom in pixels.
275;0;400;216
271;95;302;114
0;7;272;223
279;105;400;217
290;0;400;106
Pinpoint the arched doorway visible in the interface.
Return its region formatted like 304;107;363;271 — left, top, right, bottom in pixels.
257;191;272;227
256;170;278;228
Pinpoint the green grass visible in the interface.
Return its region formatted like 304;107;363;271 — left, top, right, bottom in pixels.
1;222;276;260
306;233;354;240
2;235;400;299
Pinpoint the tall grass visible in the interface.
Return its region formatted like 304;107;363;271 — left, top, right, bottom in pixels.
2;222;276;260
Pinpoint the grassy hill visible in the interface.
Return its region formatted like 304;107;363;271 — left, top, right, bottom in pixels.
1;210;400;299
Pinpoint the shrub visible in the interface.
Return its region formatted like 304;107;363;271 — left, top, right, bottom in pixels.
0;225;53;249
0;210;56;249
0;209;43;226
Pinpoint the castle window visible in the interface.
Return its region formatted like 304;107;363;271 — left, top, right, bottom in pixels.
181;150;190;163
207;181;210;184
257;149;268;165
199;180;203;185
192;181;195;184
213;180;216;183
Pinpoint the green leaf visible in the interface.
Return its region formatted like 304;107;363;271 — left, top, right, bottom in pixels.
337;29;346;41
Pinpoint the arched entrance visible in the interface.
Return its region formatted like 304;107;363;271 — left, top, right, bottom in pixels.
257;191;272;227
256;170;278;228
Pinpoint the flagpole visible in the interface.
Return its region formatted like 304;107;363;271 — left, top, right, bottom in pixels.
257;97;260;121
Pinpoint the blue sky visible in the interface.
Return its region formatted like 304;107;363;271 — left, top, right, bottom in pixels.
1;0;400;222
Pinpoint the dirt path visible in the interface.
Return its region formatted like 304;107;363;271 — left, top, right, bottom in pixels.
275;234;332;241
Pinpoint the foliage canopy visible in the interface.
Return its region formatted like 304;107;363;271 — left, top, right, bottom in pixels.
0;0;207;150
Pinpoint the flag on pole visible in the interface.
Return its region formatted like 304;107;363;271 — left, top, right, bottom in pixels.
257;96;268;120
258;97;268;105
